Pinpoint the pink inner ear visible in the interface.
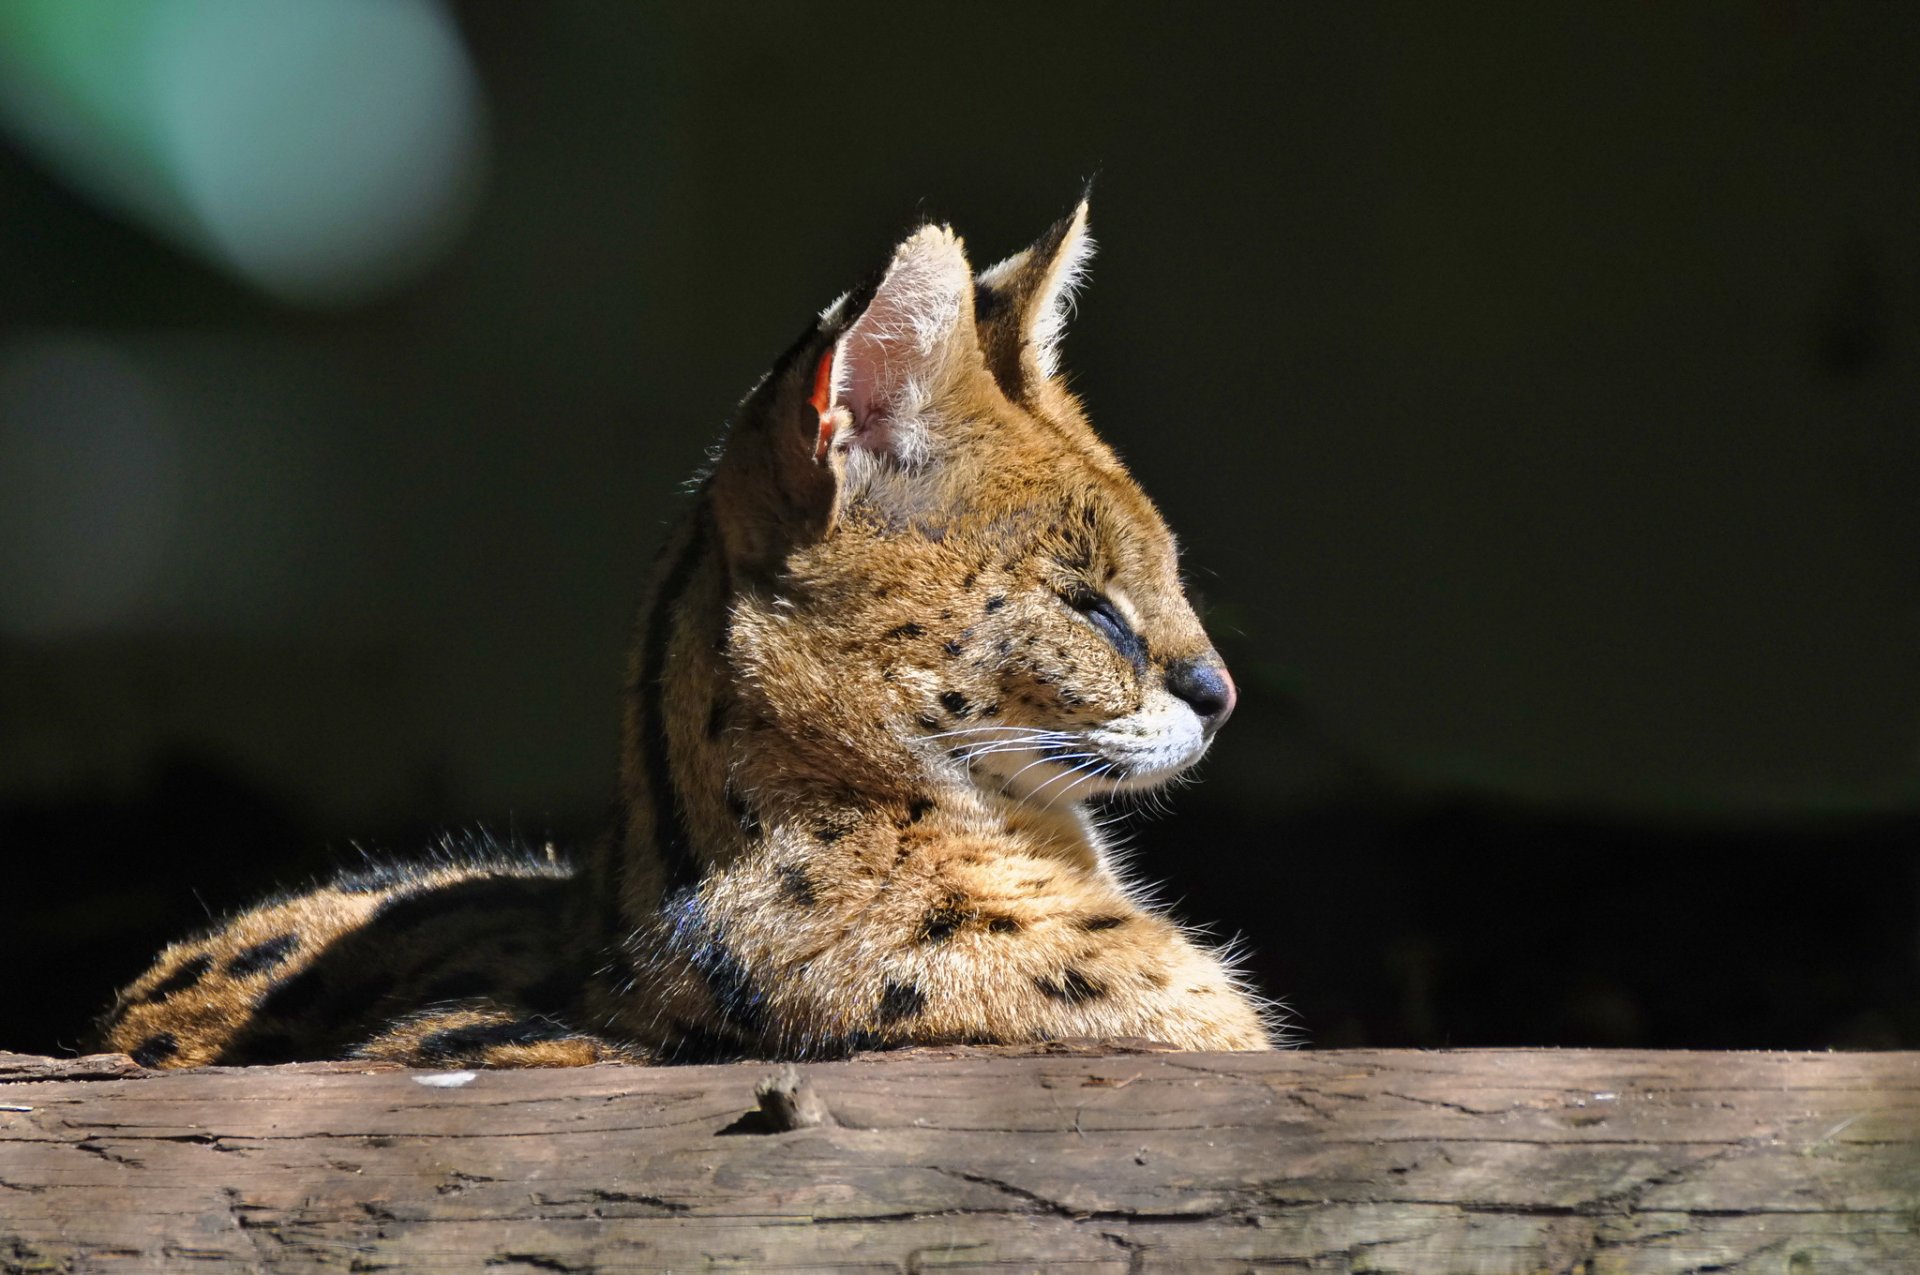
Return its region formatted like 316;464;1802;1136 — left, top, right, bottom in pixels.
809;346;837;464
822;226;972;463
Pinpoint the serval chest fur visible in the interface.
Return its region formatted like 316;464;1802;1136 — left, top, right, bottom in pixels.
100;199;1276;1068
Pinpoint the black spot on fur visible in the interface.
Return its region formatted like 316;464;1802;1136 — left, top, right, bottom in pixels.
918;898;972;943
777;863;817;907
1076;914;1128;932
943;639;965;657
1035;969;1107;1004
939;690;969;716
317;968;401;1024
815;822;847;844
875;980;926;1024
225;933;300;978
700;947;766;1031
961;571;978;591
980;701;1001;717
905;797;934;823
915;714;941;731
130;1032;178;1068
137;953;213;1004
987;915;1022;934
253;963;401;1041
252;966;329;1021
418;1017;578;1063
662;888;768;1034
985;595;1006;613
886;622;924;640
335;969;405;1015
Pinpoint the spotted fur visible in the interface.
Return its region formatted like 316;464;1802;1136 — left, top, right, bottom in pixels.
96;199;1277;1068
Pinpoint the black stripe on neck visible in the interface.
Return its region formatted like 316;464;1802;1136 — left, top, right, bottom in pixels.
640;505;713;895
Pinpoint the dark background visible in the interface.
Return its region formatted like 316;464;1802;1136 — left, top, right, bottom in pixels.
4;5;1918;1055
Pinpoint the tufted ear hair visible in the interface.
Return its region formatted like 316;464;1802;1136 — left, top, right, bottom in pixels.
811;224;978;474
972;198;1093;399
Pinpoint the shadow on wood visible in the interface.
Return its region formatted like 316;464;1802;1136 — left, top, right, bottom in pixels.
2;1045;1915;1272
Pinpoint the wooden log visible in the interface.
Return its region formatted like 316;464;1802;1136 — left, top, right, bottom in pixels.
1;1045;1914;1273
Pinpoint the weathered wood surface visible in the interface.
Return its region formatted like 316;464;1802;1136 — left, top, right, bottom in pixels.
1;1045;1915;1273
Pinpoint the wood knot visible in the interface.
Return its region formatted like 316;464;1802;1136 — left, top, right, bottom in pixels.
752;1065;830;1132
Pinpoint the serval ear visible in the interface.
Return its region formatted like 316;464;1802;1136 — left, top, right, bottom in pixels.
811;223;979;476
710;223;981;573
972;198;1093;399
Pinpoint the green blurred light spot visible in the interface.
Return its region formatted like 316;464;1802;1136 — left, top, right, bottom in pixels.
0;0;487;306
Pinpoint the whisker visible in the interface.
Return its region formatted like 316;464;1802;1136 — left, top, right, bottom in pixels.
1042;761;1112;812
921;725;1074;742
955;740;1067;763
1005;751;1095;789
1031;756;1105;805
960;741;1052;760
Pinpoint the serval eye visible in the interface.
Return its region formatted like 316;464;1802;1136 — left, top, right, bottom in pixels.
1062;588;1146;672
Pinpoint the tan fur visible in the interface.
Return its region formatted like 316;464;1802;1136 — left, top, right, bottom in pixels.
98;200;1276;1068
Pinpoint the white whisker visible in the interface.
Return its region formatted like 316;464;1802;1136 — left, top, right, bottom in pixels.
1041;760;1112;812
956;741;1060;763
1004;751;1095;789
1029;756;1104;806
921;725;1074;742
